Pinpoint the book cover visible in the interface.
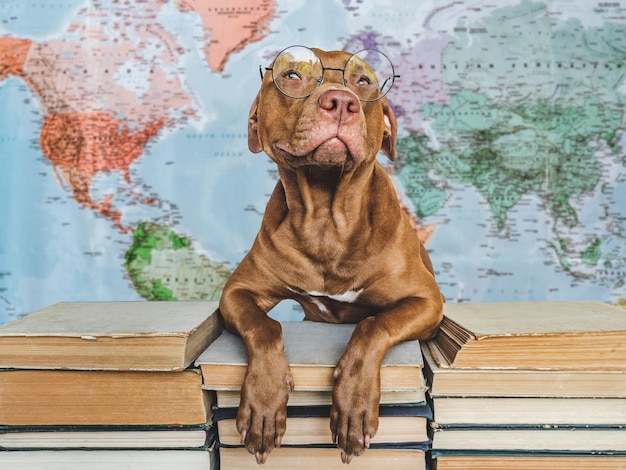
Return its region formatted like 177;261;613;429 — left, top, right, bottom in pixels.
435;301;626;369
0;368;214;426
0;449;217;470
218;445;426;470
0;424;212;450
430;396;626;426
422;343;626;398
214;404;432;446
431;427;626;452
196;321;425;391
431;452;626;470
214;388;427;408
0;301;222;371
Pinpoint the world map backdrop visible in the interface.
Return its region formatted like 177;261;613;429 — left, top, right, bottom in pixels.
1;0;625;325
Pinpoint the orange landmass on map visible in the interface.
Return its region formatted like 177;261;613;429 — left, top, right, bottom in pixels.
176;0;276;72
40;113;165;232
2;22;193;232
0;37;32;79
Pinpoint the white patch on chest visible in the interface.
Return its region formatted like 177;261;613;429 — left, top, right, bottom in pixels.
311;298;330;314
308;288;364;303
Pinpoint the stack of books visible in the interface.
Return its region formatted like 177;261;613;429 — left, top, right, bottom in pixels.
195;321;432;469
423;301;626;469
0;301;223;469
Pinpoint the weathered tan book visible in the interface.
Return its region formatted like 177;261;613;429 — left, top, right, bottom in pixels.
0;369;213;426
195;322;426;391
433;301;626;370
219;446;425;469
214;404;430;446
422;343;626;397
0;425;210;449
433;454;626;469
0;449;216;470
430;395;626;426
0;301;222;371
432;427;626;453
215;388;426;408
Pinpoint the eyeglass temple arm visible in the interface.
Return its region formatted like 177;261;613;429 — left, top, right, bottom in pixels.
380;75;401;92
259;66;272;80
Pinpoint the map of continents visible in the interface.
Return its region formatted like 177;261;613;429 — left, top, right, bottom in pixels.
0;0;625;324
389;2;626;300
0;0;275;321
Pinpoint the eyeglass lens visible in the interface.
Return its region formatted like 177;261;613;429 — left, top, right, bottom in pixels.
270;46;396;101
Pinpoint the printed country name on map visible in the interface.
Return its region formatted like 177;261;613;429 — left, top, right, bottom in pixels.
594;269;626;277
415;59;625;70
453;27;488;34
204;5;273;13
176;0;278;72
212;151;245;157
185;132;246;139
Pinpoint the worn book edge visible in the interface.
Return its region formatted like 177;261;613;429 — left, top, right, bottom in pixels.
195;321;423;368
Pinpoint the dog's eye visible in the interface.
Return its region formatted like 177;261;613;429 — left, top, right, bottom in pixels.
283;70;302;80
356;75;372;86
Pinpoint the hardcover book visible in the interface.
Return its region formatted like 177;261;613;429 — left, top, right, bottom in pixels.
214;404;431;446
433;301;626;370
0;301;222;371
0;368;213;426
196;321;425;391
422;343;626;397
0;449;216;470
431;453;626;469
0;425;211;450
218;446;426;469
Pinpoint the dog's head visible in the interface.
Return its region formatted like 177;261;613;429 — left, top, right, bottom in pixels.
248;47;397;171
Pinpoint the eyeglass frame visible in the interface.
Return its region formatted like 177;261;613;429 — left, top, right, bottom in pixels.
259;46;400;102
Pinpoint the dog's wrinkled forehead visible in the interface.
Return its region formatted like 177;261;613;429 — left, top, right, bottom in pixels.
310;48;352;66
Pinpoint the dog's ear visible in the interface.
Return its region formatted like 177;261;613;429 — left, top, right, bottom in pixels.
380;97;397;161
248;94;263;153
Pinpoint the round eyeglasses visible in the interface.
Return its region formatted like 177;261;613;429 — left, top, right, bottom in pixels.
261;45;400;102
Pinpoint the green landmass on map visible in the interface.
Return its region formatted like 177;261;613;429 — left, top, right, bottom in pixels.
580;238;602;266
125;222;231;301
396;0;625;284
396;92;619;232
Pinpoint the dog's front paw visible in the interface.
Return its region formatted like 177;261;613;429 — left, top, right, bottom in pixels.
236;355;294;464
330;352;380;464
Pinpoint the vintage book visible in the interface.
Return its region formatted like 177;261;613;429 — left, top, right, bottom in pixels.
422;343;626;397
214;404;431;446
0;368;213;426
215;388;426;408
218;446;426;469
0;449;216;470
433;301;626;370
431;427;626;453
430;396;626;426
0;301;222;371
0;425;211;449
196;322;426;391
431;453;626;469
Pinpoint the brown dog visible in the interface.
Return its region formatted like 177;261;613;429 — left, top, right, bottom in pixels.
219;47;443;464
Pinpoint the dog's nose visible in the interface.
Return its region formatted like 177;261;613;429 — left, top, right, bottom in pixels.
318;90;360;123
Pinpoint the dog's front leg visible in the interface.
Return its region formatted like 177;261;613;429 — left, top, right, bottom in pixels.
220;288;294;464
330;296;442;463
